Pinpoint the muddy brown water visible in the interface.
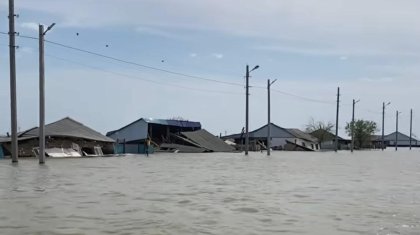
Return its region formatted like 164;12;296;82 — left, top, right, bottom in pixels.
1;150;419;234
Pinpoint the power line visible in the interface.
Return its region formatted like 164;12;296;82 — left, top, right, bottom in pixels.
0;32;343;105
45;40;245;86
252;85;335;104
1;31;244;86
46;54;242;96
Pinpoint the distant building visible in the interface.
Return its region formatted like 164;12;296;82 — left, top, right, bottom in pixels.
107;118;201;154
372;132;419;148
310;129;351;150
0;117;115;157
223;123;319;151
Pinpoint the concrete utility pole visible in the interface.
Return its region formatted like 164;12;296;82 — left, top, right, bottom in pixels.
351;99;360;153
334;87;340;152
382;102;391;150
39;23;55;164
244;65;259;155
395;111;401;151
267;79;277;156
410;109;413;150
9;0;18;163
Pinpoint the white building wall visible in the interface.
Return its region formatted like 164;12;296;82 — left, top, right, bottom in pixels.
109;120;148;142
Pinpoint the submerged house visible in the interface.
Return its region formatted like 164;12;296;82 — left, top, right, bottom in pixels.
310;129;351;150
107;118;202;154
372;132;419;148
0;117;115;157
223;123;319;151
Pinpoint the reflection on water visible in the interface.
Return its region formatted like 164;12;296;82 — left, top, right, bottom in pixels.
1;151;420;235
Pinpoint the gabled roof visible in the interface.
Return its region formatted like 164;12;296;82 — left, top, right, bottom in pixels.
107;118;201;136
223;123;318;143
383;132;417;141
20;117;115;143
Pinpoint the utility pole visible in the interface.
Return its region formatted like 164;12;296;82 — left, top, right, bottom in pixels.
9;0;18;163
382;102;391;150
245;65;249;155
38;23;55;164
244;65;259;155
351;99;360;152
410;109;413;150
334;87;340;152
267;79;277;156
395;111;401;151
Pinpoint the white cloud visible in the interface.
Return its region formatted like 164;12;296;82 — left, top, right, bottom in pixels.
19;22;39;31
135;26;185;40
7;0;420;59
211;53;224;59
359;77;394;83
189;53;197;58
19;47;34;54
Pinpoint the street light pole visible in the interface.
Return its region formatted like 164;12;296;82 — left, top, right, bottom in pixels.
244;65;259;156
267;79;277;156
9;0;18;163
39;23;55;164
351;99;360;153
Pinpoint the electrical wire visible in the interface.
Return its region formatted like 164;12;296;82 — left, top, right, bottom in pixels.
1;31;342;105
45;54;243;96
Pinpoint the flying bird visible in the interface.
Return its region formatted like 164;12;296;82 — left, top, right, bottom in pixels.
76;32;79;36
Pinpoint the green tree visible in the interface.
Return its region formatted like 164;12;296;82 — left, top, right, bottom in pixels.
345;120;378;149
305;118;334;148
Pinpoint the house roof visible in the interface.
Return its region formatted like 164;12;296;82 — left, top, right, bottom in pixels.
181;129;235;152
18;117;115;143
286;128;318;143
223;123;318;143
107;118;201;136
310;129;349;141
381;132;417;141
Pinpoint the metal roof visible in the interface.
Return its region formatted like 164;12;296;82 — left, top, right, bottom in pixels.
19;117;115;143
107;118;201;136
181;129;235;152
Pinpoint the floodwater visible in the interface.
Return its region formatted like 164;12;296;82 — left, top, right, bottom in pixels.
1;151;420;235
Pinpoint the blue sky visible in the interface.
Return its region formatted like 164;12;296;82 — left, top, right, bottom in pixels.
1;0;420;138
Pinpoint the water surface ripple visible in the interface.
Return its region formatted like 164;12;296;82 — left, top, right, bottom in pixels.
1;151;419;234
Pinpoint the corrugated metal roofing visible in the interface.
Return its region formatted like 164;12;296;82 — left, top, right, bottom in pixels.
20;117;115;143
181;129;235;152
107;118;201;136
144;118;201;128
